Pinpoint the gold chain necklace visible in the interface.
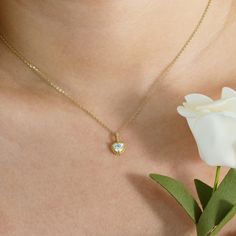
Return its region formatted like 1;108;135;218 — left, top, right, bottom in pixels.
0;0;212;156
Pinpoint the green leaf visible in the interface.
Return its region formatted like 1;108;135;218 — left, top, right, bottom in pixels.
149;173;202;223
194;179;213;209
197;169;236;236
207;204;236;236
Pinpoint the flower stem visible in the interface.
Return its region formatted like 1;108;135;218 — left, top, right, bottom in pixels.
212;166;221;193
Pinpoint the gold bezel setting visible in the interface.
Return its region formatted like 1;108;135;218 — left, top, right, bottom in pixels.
111;142;125;155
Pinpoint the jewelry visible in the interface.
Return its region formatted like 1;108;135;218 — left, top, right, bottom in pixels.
0;0;212;156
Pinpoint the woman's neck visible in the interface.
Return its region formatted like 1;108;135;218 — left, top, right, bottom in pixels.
0;1;220;84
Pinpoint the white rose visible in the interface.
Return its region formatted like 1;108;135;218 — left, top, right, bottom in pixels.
177;87;236;168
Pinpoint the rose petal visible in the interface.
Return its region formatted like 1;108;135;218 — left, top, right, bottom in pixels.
221;87;236;99
196;97;236;112
184;93;213;105
187;113;236;168
177;106;198;118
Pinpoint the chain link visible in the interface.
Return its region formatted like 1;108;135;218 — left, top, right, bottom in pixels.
0;0;212;136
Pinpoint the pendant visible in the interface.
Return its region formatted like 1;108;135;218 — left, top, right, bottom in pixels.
111;132;125;156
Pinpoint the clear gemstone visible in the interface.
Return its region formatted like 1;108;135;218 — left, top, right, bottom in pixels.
111;142;125;155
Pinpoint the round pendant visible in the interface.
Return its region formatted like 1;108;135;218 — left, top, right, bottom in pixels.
111;132;125;156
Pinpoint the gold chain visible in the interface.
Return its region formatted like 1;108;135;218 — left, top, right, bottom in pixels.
0;0;212;155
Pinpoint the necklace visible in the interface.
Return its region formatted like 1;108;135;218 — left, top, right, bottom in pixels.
0;0;212;156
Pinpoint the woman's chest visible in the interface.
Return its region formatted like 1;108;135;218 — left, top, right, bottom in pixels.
2;114;233;236
0;116;202;236
1;79;236;235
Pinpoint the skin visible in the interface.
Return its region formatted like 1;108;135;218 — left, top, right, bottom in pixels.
0;0;236;235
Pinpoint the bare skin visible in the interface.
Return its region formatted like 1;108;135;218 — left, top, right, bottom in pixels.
0;1;236;235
